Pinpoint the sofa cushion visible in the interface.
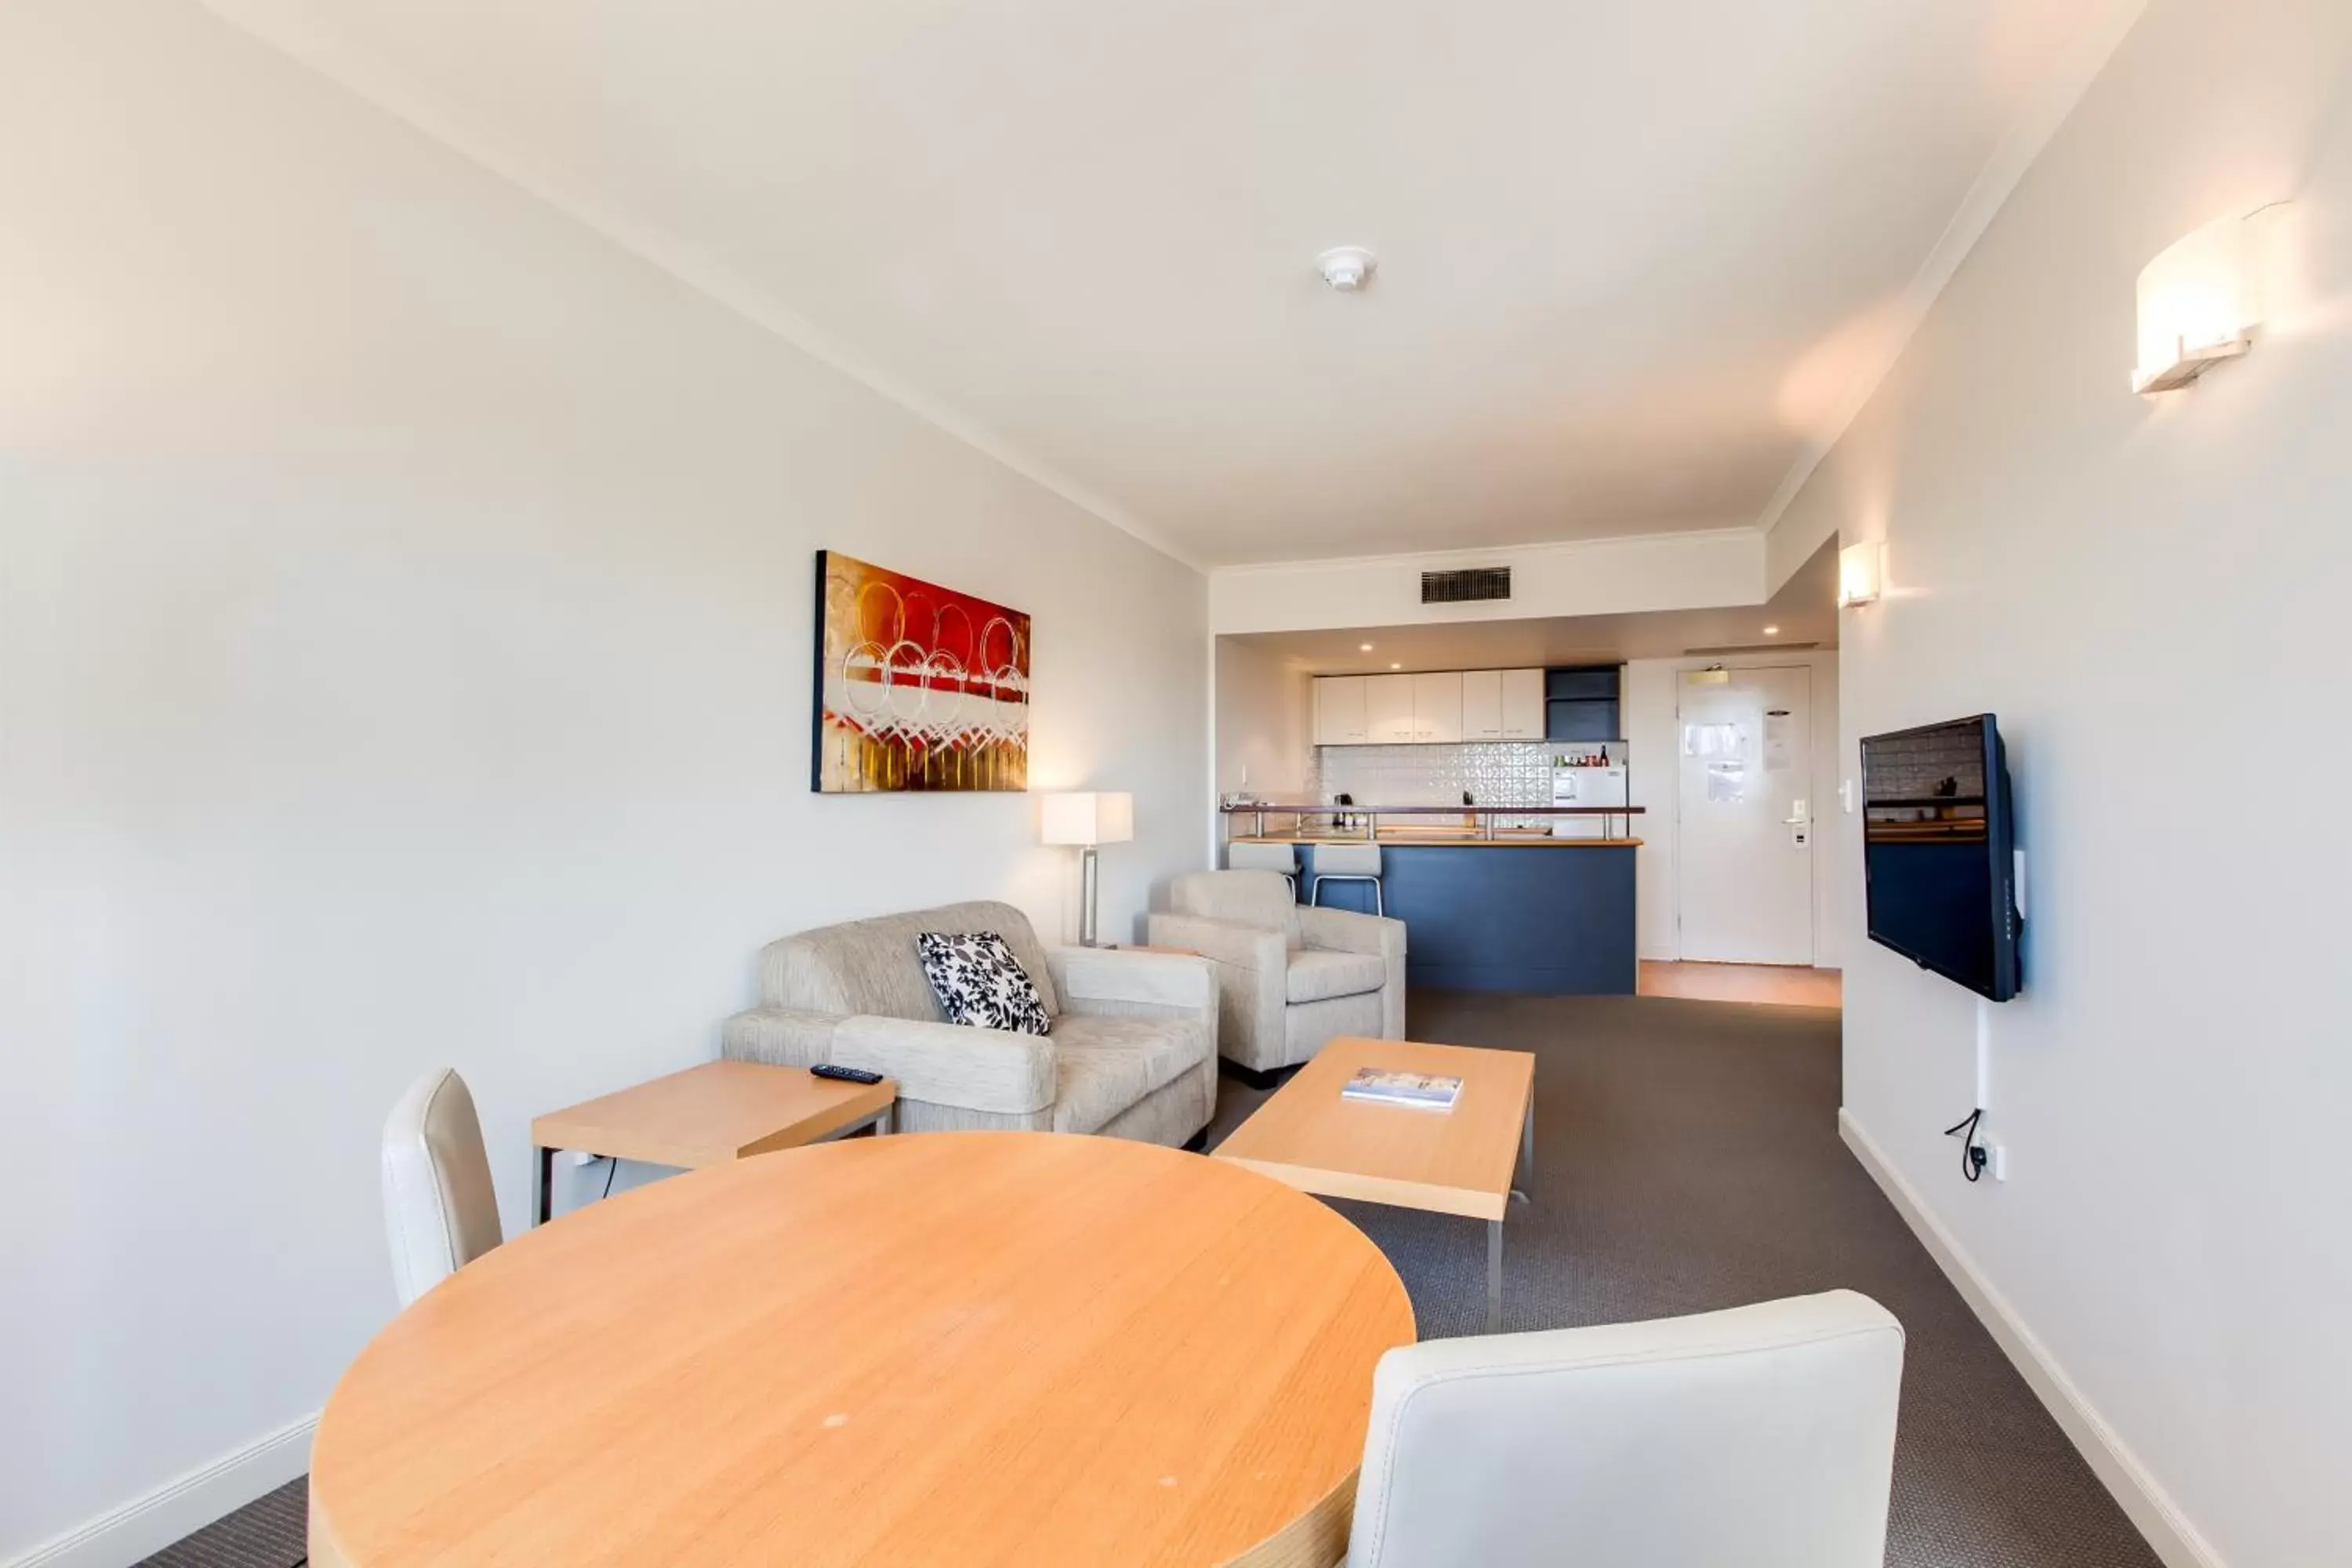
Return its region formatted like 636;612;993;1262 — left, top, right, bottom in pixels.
1285;949;1390;1004
916;931;1052;1036
758;901;1062;1022
1047;1012;1211;1135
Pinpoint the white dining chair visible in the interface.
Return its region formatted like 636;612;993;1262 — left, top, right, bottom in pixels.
1227;839;1300;897
1310;840;1385;916
1346;1290;1905;1567
381;1068;504;1308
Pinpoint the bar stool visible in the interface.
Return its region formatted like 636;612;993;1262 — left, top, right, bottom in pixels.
1310;842;1385;916
1227;840;1300;898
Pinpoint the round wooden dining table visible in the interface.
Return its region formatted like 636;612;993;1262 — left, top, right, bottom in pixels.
310;1131;1415;1567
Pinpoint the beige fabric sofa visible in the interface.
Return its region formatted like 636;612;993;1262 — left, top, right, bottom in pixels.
1146;869;1406;1076
720;901;1218;1146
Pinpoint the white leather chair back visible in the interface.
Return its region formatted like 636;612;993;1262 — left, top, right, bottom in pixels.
1226;840;1299;877
1314;841;1382;877
1348;1290;1904;1568
381;1068;504;1308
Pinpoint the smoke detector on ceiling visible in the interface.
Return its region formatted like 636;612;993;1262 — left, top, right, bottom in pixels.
1316;246;1377;292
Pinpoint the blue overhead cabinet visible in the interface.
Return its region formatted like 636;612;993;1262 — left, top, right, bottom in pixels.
1545;664;1623;742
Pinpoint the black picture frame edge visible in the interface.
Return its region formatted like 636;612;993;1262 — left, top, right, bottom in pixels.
809;548;829;795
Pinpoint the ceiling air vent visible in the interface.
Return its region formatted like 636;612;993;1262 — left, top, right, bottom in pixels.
1421;566;1512;605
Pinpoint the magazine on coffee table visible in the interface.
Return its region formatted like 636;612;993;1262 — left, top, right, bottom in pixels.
1341;1066;1463;1111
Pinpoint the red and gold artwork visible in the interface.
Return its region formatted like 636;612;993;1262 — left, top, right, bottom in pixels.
812;552;1030;793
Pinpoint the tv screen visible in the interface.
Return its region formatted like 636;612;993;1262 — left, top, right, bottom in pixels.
1860;714;2021;1001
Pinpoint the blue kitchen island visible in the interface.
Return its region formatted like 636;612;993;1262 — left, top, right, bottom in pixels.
1226;812;1642;995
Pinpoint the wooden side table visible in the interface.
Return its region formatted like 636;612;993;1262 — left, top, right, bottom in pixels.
529;1060;895;1225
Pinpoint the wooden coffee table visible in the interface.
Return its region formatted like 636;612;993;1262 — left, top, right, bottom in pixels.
1214;1036;1535;1331
529;1060;895;1225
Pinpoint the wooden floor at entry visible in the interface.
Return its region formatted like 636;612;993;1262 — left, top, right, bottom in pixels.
1638;961;1842;1008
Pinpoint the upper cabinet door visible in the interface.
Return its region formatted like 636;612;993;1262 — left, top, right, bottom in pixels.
1365;673;1417;744
1315;676;1368;745
1500;669;1546;739
1412;672;1464;743
1460;670;1504;739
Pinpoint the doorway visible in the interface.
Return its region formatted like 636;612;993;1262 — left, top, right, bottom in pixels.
1675;666;1815;966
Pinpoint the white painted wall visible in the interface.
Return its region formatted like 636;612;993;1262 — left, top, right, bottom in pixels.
1773;2;2352;1563
0;2;1207;1560
1211;638;1313;804
1209;528;1765;635
1624;652;1842;967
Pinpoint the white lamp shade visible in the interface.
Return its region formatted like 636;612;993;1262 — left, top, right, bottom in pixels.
1040;791;1134;847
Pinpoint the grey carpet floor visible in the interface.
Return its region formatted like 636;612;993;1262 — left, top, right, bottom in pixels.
1200;991;2161;1568
134;1478;304;1567
147;990;2158;1567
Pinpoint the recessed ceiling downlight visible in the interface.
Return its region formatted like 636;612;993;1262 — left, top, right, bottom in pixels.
1317;246;1377;292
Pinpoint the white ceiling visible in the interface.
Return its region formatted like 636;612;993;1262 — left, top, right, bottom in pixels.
211;0;2114;566
1230;534;1838;673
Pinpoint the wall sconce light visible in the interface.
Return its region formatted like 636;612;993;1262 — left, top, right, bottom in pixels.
2132;205;2285;394
1838;540;1883;609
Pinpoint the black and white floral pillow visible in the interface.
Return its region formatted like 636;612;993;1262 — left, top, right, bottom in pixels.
915;931;1051;1036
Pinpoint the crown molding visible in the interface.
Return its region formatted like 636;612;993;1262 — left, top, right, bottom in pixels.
1749;0;2151;545
194;0;1204;574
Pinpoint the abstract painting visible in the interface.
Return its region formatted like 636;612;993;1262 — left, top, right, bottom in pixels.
811;551;1031;793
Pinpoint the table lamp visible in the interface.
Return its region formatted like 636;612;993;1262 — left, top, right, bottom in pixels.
1040;791;1134;947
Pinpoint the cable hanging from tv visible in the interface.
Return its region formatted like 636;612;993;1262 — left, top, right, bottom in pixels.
1943;1107;1990;1183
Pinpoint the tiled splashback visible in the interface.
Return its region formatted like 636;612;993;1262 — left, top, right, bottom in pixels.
1310;742;1602;808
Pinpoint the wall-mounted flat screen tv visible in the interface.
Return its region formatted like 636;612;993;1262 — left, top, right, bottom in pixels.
1860;714;2022;1001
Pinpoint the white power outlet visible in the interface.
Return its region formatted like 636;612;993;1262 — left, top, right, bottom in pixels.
568;1149;602;1168
1985;1141;2009;1182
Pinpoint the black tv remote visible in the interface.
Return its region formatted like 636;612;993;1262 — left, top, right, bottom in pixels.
809;1063;885;1085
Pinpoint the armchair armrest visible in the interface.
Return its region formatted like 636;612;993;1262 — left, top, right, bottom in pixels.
828;1014;1057;1116
1297;906;1407;1040
1145;913;1290;1073
1046;947;1217;1028
1298;905;1406;960
1144;914;1286;973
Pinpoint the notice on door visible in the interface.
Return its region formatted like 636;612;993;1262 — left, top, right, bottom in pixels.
1764;709;1794;772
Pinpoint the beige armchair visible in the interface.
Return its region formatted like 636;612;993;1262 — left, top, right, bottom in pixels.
1147;869;1404;1078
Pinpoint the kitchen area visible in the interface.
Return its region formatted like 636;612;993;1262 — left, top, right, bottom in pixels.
1221;661;1644;994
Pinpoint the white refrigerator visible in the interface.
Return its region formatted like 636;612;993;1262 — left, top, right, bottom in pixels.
1551;764;1628;839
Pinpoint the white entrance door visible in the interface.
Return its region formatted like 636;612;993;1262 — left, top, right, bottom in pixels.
1676;666;1814;965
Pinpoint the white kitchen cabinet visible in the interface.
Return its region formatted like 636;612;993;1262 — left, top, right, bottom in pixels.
1316;666;1549;745
1500;668;1546;739
1460;670;1504;739
1314;676;1369;745
1365;673;1417;743
1412;672;1464;743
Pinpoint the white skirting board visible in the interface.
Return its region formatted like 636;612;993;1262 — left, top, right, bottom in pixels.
3;1413;316;1568
1838;1109;2223;1568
